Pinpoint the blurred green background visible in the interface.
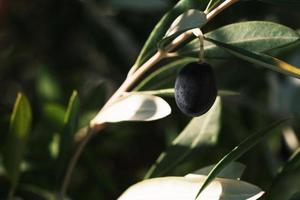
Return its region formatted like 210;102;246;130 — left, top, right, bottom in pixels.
0;0;300;199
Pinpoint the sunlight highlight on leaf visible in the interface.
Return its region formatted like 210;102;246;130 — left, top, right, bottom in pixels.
90;94;171;125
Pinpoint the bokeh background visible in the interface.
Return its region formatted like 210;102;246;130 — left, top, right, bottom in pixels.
0;0;300;199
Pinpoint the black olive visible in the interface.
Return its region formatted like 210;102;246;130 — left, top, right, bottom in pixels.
174;62;217;117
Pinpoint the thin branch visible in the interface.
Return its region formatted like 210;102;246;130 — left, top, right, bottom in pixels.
59;125;104;199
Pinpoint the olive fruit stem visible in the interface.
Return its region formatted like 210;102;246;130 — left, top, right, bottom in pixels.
192;28;205;63
60;0;240;197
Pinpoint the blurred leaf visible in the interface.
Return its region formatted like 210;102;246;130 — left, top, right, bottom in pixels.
179;21;300;59
36;67;62;102
49;133;60;159
187;162;246;180
145;97;221;179
195;119;288;198
110;0;169;11
134;57;198;91
3;93;32;187
58;91;80;160
268;148;300;200
134;0;209;67
205;37;300;79
42;103;66;131
289;192;300;200
131;89;238;97
159;9;207;49
90;94;171;125
21;184;69;200
259;0;300;5
118;174;264;200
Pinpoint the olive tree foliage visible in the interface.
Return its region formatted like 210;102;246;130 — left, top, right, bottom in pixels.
1;0;300;199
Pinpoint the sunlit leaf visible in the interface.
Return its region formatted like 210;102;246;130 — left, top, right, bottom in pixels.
145;98;221;178
187;162;246;180
179;21;300;59
118;175;264;200
268;148;300;200
205;0;221;12
159;9;207;49
195;119;288;198
90;94;171;125
3;93;32;187
130;89;238;97
205;37;300;79
134;0;209;67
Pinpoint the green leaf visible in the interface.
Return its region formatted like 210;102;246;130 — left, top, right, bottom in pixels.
134;57;197;91
3;93;32;186
187;162;246;180
21;185;57;200
90;94;171;125
195;119;288;199
205;0;221;12
158;9;207;50
134;0;209;67
205;37;300;79
129;89;238;97
36;66;62;102
179;21;300;59
58;90;80;161
118;175;264;200
259;0;300;5
268;148;300;200
289;192;300;200
145;98;221;179
42;103;66;131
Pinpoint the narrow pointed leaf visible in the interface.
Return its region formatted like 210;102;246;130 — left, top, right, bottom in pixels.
58;91;80;157
3;93;32;186
186;162;246;180
145;98;221;179
134;57;197;91
91;94;171;125
130;89;238;97
134;0;209;67
118;175;264;200
195;119;288;198
179;21;300;59
205;37;300;79
159;9;207;49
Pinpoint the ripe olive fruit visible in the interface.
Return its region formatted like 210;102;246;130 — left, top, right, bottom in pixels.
174;62;217;117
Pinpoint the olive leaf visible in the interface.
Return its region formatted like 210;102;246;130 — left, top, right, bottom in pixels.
158;9;207;50
187;162;246;180
134;0;209;67
145;98;221;179
90;94;171;125
128;89;239;97
195;119;288;198
3;93;32;187
205;37;300;79
179;21;300;59
118;174;264;200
